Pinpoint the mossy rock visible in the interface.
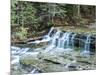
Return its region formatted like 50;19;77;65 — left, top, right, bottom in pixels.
56;26;96;35
20;54;41;65
76;55;96;65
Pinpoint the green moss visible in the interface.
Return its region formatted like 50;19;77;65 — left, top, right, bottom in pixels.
20;57;40;65
57;26;96;35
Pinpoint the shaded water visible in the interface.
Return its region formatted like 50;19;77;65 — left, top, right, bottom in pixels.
81;34;93;56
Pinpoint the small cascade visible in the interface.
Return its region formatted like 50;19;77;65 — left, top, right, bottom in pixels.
54;32;76;49
57;32;67;48
71;33;77;48
27;27;77;51
85;35;91;51
51;30;62;47
44;27;56;39
47;30;76;50
81;34;91;56
63;32;72;49
47;27;55;37
11;27;95;54
30;68;37;73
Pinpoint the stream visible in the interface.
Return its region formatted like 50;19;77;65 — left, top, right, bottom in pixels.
11;27;96;74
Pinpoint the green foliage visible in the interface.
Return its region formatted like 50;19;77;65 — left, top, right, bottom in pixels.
11;0;95;41
14;27;28;40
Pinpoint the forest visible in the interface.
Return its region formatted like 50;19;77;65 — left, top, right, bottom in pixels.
11;0;95;42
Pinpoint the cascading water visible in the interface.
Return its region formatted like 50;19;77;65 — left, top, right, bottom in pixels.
44;30;62;52
71;33;77;48
81;34;91;56
57;32;66;48
11;27;95;57
45;29;77;51
84;35;91;52
52;32;76;50
27;27;77;51
51;30;62;47
47;27;55;37
63;32;72;49
11;27;95;74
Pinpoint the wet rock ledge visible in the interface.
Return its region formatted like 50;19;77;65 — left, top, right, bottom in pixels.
19;50;96;74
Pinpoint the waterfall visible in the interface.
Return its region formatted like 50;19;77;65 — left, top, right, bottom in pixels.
81;34;91;56
84;35;91;53
47;27;55;37
12;28;93;53
55;32;76;49
84;35;91;51
27;27;76;50
44;30;62;52
57;32;67;48
11;27;95;62
49;31;75;49
63;32;72;49
51;30;62;47
71;33;77;48
47;30;76;50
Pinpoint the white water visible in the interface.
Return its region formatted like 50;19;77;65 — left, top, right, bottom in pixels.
57;32;66;48
71;33;77;48
30;68;37;73
11;28;75;65
43;30;77;52
51;30;61;46
11;46;39;65
84;35;91;52
26;27;76;51
11;27;80;57
51;32;76;50
11;28;56;65
81;34;91;56
47;27;55;36
64;32;72;49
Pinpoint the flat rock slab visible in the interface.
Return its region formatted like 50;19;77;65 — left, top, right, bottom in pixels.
19;49;96;73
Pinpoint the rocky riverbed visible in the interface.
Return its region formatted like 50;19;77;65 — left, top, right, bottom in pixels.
11;26;96;75
11;46;96;75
